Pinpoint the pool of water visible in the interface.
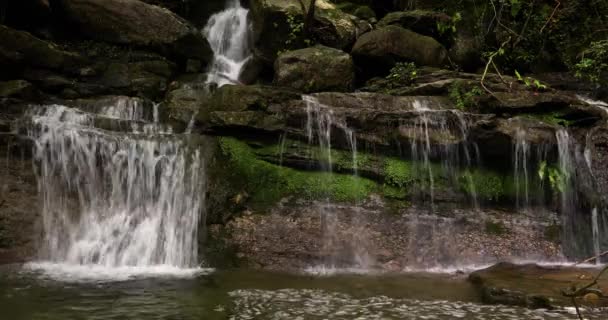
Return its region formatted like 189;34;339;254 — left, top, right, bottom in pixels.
0;264;604;320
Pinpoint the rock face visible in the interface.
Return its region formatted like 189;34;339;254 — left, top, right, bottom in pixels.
0;25;83;74
377;10;451;39
250;0;357;65
274;45;355;92
59;0;212;60
351;25;447;77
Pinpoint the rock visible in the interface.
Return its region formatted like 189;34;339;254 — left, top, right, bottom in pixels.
479;91;581;112
59;0;212;61
0;80;38;100
196;84;300;131
335;2;376;21
250;0;357;66
469;262;608;308
351;25;447;78
274;45;355;92
166;80;211;124
0;25;83;74
449;32;482;72
377;10;451;39
98;60;176;99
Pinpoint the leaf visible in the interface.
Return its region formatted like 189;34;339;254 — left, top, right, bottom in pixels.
515;70;523;81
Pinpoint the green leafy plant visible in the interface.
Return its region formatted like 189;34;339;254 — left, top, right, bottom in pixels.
385;62;417;88
437;12;461;35
537;161;568;193
449;82;482;110
514;70;548;91
575;40;608;83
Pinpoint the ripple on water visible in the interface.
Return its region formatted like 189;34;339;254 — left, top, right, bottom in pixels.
21;262;213;282
228;289;608;320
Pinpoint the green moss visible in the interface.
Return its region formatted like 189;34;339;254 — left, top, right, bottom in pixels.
521;112;572;127
219;137;377;207
459;169;505;201
384;158;414;188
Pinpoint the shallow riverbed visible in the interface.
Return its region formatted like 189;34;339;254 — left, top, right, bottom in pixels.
0;264;605;319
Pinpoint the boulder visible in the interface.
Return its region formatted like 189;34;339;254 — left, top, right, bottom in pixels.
469;262;608;308
377;10;451;39
0;25;83;74
351;25;447;78
274;45;354;92
0;80;38;100
59;0;212;61
250;0;357;65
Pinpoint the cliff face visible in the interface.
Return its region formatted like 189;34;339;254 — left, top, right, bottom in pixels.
0;0;607;269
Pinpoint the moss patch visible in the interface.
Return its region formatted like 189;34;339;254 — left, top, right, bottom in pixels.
219;137;377;207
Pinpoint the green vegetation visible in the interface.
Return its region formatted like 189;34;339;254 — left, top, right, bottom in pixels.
537;160;568;193
514;70;548;91
448;81;482;110
219;137;377;206
385;62;418;88
459;170;505;201
575;40;608;83
520;112;571;127
437;12;461;35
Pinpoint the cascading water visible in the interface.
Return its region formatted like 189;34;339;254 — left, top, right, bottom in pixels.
303;95;372;270
406;99;481;209
23;101;206;278
204;0;252;87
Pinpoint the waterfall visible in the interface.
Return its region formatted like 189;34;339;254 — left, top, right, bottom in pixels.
204;0;252;87
407;100;480;209
24;103;206;274
514;128;530;210
303;95;372;269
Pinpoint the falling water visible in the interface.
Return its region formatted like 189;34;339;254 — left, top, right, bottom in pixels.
592;207;601;264
514;129;530;210
304;95;372;269
406;99;480;209
204;0;252;87
24;104;206;273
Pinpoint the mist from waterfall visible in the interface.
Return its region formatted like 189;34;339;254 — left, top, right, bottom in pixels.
204;0;252;87
23;102;206;278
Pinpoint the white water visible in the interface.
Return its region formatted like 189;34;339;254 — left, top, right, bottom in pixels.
204;0;252;87
514;128;530;210
23;104;206;279
304;95;373;269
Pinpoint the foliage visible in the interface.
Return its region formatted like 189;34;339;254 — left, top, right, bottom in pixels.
514;70;547;91
437;12;461;35
459;169;505;201
385;62;418;88
449;82;482;110
574;40;608;83
537;160;567;193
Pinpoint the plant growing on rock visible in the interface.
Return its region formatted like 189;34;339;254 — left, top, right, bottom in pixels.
448;82;482;110
385;62;417;88
575;40;608;84
514;70;547;91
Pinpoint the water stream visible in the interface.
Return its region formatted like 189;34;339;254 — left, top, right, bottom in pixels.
22;101;206;278
203;0;252;86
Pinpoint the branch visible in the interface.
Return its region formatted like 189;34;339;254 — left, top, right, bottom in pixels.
481;37;512;96
540;0;560;33
575;249;608;265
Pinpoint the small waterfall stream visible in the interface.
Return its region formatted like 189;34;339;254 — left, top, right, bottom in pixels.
204;0;252;86
23;101;206;277
303;95;372;270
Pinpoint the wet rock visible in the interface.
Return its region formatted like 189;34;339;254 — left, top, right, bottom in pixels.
469;262;608;308
479;91;581;112
0;25;83;74
98;60;176;99
351;25;448;79
59;0;212;61
0;80;38;100
377;10;451;40
274;45;355;92
335;2;376;21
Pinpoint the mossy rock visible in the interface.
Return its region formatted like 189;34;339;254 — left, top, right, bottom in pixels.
377;10;451;40
250;0;357;66
274;45;355;92
351;25;447;79
0;80;37;100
